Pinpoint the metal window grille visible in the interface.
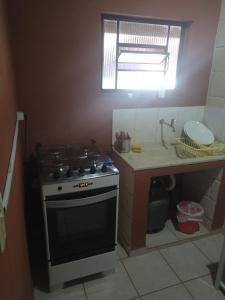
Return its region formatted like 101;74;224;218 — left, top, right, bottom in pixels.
102;15;189;91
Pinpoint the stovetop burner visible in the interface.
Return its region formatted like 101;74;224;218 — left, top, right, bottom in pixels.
36;141;119;183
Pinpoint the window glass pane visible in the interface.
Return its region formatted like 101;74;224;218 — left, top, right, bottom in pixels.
117;71;164;90
119;46;166;54
102;16;183;91
119;21;169;46
118;62;165;72
118;52;168;64
102;20;117;89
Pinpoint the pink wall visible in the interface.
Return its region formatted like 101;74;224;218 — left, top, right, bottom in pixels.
8;0;221;152
0;1;33;299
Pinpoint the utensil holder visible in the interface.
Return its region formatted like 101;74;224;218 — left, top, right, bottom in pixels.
115;138;131;153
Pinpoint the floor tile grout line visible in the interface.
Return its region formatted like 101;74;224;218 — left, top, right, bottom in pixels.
159;247;185;283
181;282;196;300
129;229;224;257
192;232;225;263
181;272;225;300
121;237;213;297
82;257;137;300
146;230;215;252
190;237;220;264
123;248;184;297
147;229;223;254
120;258;142;298
82;282;89;300
136;282;186;299
122;251;206;299
132;267;217;299
144;237;196;255
164;229;209;244
61;234;223;300
182;271;217;285
159;243;212;283
122;249;181;296
146;227;179;248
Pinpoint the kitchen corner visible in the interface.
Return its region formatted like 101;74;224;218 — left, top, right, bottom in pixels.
1;0;225;299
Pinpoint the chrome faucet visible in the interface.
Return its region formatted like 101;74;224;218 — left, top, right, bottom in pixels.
160;118;176;132
159;118;176;149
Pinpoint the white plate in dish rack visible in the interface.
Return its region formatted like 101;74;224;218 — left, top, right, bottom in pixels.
183;120;215;145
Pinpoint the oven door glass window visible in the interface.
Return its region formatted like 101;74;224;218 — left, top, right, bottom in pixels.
45;191;117;265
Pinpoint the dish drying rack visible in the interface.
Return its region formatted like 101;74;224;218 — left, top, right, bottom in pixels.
175;137;225;158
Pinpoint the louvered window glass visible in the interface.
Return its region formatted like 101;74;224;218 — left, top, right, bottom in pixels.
102;15;188;91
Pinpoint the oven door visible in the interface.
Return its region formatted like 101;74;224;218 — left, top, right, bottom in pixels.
44;186;117;266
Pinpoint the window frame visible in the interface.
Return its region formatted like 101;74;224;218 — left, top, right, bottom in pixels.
101;14;191;93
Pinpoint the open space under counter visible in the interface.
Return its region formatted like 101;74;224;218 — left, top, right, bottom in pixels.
112;145;225;255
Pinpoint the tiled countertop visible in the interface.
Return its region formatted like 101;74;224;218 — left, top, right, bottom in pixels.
113;144;225;171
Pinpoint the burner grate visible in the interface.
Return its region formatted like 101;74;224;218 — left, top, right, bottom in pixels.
36;142;114;182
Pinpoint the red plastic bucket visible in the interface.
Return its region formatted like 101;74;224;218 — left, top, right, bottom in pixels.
176;201;204;234
177;216;199;234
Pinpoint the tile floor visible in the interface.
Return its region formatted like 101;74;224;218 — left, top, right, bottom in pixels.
34;232;225;300
146;219;209;248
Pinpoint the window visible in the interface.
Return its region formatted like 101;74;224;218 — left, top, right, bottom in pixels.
102;15;189;91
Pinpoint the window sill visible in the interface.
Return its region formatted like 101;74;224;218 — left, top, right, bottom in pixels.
100;88;184;98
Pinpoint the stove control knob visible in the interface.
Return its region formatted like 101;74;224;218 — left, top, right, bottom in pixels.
66;168;73;177
90;165;96;174
79;167;85;174
101;164;108;172
53;169;61;180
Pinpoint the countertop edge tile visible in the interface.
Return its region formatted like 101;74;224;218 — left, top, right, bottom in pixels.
113;145;225;171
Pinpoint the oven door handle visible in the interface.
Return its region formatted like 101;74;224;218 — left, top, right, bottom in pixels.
45;190;117;208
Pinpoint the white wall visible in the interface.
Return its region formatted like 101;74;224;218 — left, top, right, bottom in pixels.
204;0;225;142
198;0;225;228
112;106;204;145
